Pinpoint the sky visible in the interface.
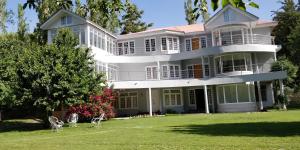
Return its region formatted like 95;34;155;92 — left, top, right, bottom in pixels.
5;0;298;33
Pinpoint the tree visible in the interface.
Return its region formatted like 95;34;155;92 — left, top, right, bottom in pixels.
193;0;259;20
120;0;153;35
0;0;14;33
15;28;105;121
75;0;88;18
185;0;197;24
55;0;73;10
17;3;28;41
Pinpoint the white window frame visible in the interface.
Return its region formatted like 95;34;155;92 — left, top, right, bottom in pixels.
161;65;181;79
200;36;208;48
119;92;138;109
187;64;194;78
145;66;158;80
188;89;196;106
163;89;183;107
145;37;156;52
185;38;192;52
161;36;180;51
117;40;135;55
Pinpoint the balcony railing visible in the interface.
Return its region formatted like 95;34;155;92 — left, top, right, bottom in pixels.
214;34;275;46
111;63;283;82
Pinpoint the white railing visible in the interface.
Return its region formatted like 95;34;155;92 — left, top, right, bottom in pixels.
111;63;283;82
215;34;275;46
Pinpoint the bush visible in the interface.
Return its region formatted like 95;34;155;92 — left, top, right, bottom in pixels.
67;88;117;121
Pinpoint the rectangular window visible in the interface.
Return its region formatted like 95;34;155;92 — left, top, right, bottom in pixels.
98;32;101;48
119;92;138;109
102;34;105;50
129;41;135;54
200;36;207;48
118;43;123;55
162;66;168;78
224;85;237;103
80;29;85;45
192;38;200;50
145;38;156;52
163;89;182;106
89;28;93;46
237;84;250;102
188;90;196;105
185;39;191;51
146;66;158;80
203;57;210;77
161;37;167;50
173;38;178;50
168;38;173;50
124;42;129;55
187;65;194;78
145;39;150;52
151;39;156;51
218;86;225;104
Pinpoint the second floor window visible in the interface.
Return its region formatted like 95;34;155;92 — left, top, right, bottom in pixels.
161;37;179;51
146;66;158;80
162;65;180;79
117;41;135;55
61;16;72;26
145;38;156;52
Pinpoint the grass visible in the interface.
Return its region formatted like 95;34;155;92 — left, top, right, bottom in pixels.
1;110;300;150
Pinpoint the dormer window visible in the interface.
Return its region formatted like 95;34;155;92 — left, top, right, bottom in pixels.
61;15;72;25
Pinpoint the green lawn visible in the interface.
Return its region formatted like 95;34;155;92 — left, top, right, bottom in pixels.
1;110;300;150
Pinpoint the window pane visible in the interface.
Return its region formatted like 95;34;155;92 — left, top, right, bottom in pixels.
185;39;191;51
165;95;170;105
176;94;181;105
130;41;135;54
118;43;123;55
225;85;237;103
152;67;158;79
120;97;126;108
162;66;168;78
200;37;207;48
188;66;194;78
146;67;152;80
145;39;150;52
162;38;167;50
94;31;97;47
61;16;66;25
132;96;138;107
237;84;249;102
234;54;246;71
173;38;178;50
168;38;173;50
90;29;93;46
250;84;256;102
175;66;180;77
81;30;85;45
222;55;233;73
171;89;180;93
151;39;156;51
218;86;224;104
170;66;174;78
171;94;176;105
215;57;221;74
189;90;195;105
126;97;131;108
124;42;129;55
205;65;209;77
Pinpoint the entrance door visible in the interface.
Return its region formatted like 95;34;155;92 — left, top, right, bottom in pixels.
195;89;205;112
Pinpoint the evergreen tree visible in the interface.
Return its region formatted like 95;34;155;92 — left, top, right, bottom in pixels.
17;3;28;41
185;0;197;24
120;0;153;35
0;0;13;33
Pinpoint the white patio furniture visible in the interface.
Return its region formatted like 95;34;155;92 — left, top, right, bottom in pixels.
49;116;64;132
67;113;79;127
91;113;105;127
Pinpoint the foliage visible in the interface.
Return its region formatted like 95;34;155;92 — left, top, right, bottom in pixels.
0;0;14;33
193;0;259;20
15;28;105;113
17;3;28;41
74;0;88;18
277;94;289;105
120;0;153;35
67;88;117;121
272;58;298;88
185;0;198;24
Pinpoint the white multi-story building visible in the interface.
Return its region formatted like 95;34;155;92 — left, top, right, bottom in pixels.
41;5;287;116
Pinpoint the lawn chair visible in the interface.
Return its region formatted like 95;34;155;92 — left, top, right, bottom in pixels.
49;116;64;132
91;113;105;127
67;113;79;127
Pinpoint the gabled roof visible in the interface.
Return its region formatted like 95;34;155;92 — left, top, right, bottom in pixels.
204;4;259;26
40;9;117;38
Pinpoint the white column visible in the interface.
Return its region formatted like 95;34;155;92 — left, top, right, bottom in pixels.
270;82;275;104
106;63;109;81
241;29;245;44
149;88;153;116
257;81;264;110
204;85;210;114
218;29;222;46
157;61;161;80
211;31;215;46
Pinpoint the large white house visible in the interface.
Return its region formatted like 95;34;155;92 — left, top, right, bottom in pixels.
41;5;287;116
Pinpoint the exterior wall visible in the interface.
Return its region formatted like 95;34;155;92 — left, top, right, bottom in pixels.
117;63;156;81
217;103;257;113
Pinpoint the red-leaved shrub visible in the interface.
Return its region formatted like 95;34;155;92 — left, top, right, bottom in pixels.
67;88;117;121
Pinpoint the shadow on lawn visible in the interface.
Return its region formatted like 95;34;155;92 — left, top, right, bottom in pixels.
0;120;45;133
171;122;300;137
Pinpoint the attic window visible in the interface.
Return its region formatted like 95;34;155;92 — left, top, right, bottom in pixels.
61;15;72;25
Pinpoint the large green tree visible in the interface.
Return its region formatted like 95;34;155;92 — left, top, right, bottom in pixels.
120;0;153;35
15;28;105;117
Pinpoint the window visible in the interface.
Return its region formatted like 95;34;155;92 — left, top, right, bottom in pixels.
117;41;135;55
162;66;168;78
98;32;101;48
145;38;156;52
89;28;93;46
94;31;97;47
215;53;252;74
187;65;194;78
161;65;180;79
203;57;210;77
188;90;196;105
61;16;72;25
224;10;230;22
162;37;179;51
102;34;106;50
192;38;200;50
217;83;256;104
185;39;191;51
119;92;138;109
200;36;207;48
163;89;182;106
146;66;158;80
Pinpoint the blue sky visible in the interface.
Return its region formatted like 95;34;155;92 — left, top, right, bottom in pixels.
6;0;297;32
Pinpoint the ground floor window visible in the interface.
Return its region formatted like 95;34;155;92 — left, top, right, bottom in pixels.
163;89;182;106
217;83;256;104
119;92;138;109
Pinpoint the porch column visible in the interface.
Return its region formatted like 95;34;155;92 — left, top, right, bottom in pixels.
211;31;215;46
105;63;109;81
204;85;210;114
218;29;222;46
270;82;275;104
157;61;161;80
257;81;264;110
148;88;153;116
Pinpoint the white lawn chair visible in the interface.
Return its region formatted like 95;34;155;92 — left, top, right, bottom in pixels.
49;116;64;132
91;113;105;127
67;113;79;127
